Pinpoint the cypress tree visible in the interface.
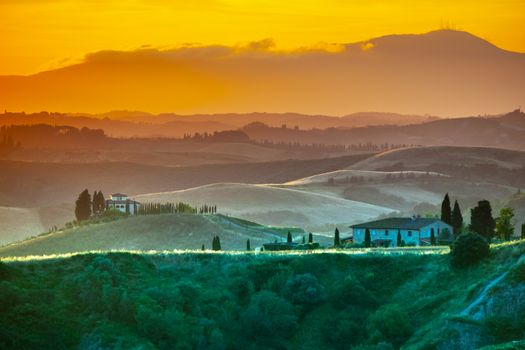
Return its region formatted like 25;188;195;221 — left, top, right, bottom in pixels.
495;207;515;241
201;244;205;251
396;230;402;246
364;229;371;248
441;193;452;225
246;239;251;251
302;235;306;244
430;230;436;246
212;236;222;251
451;200;463;236
98;191;105;212
92;191;98;214
75;189;92;222
470;200;496;241
308;232;313;243
521;223;525;239
334;227;341;247
287;231;293;244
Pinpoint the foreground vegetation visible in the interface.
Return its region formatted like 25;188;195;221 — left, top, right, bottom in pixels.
1;241;524;349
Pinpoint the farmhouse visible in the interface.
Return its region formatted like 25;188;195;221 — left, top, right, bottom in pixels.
105;193;140;215
351;217;453;247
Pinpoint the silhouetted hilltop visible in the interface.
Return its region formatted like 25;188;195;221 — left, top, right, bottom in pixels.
1;30;523;116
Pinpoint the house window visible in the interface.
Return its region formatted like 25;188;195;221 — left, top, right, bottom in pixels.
385;230;389;236
408;231;412;237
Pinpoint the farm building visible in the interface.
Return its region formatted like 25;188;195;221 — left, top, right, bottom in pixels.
105;193;140;215
351;217;453;247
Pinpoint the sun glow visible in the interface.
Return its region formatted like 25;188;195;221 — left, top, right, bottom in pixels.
0;0;524;75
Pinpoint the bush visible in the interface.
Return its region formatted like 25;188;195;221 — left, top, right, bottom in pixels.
283;273;325;306
366;304;412;348
451;232;490;267
240;291;298;346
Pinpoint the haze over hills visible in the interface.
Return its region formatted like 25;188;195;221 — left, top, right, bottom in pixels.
242;110;525;150
1;30;524;116
134;183;393;231
0;111;439;138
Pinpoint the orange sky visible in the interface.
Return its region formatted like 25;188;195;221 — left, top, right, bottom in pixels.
1;0;524;76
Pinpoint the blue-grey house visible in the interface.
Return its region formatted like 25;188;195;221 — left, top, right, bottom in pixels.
350;217;453;247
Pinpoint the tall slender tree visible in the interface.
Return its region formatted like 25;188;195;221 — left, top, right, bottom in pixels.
470;200;496;241
212;236;222;251
521;223;525;239
92;191;98;214
75;189;92;221
430;229;436;246
246;239;251;251
308;232;313;244
287;231;293;244
334;227;341;247
496;207;515;241
364;229;371;248
397;230;402;246
441;193;452;225
451;200;463;236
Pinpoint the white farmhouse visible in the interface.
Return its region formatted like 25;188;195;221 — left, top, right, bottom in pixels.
351;217;453;247
105;193;140;215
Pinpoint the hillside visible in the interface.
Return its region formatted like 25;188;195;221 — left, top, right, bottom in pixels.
134;183;393;232
1;242;524;349
350;146;525;171
0;214;306;257
0;154;370;209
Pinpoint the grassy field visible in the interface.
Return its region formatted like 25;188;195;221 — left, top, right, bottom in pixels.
135;183;393;232
0;214;308;258
0;241;524;349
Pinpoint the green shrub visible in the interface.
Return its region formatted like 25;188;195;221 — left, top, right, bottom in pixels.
450;232;490;267
240;291;298;346
366;304;412;348
283;273;325;306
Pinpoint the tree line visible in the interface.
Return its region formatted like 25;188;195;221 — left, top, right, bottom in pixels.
440;193;519;242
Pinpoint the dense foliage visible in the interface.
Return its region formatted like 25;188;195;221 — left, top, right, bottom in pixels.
470;200;496;241
1;243;524;349
75;189;92;221
451;232;490;267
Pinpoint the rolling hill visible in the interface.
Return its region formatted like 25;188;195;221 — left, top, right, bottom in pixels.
134;183;393;232
349;146;525;172
0;214;306;257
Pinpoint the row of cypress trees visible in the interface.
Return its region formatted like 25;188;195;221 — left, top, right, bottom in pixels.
440;193;463;235
138;202;198;215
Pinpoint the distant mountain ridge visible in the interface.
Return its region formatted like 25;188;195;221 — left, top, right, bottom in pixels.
0;111;437;137
1;30;523;116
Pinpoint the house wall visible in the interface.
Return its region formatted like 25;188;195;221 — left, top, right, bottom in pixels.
419;222;453;239
106;202;139;215
353;228;420;246
352;220;453;247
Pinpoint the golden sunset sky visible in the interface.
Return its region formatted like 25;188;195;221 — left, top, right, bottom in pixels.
1;0;524;76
